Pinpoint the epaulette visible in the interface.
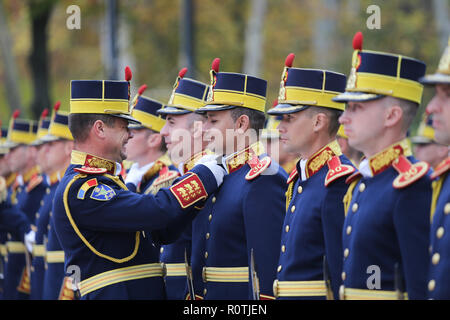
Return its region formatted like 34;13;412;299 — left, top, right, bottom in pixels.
26;175;43;193
392;155;429;189
245;155;272;181
74;166;108;175
431;157;450;180
286;167;298;185
324;156;355;187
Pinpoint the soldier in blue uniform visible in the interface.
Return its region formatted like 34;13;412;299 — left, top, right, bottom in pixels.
268;54;355;300
37;104;75;300
420;37;450;299
333;32;432;299
157;68;211;299
3;112;47;299
52;67;225;299
193;58;287;300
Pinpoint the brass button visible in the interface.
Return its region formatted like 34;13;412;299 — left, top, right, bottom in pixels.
358;183;366;192
49;211;52;218
346;226;352;235
428;279;436;291
203;288;207;295
160;247;164;254
291;206;296;213
429;245;433;254
437;227;445;239
40;200;44;206
432;253;440;265
205;233;210;240
277;265;282;272
208;214;212;222
297;186;303;194
285;225;290;233
339;285;345;300
352;203;358;213
47;225;51;231
445;203;450;215
35;213;39;219
46;188;51;194
204;251;208;259
212;197;216;203
341;272;346;281
273;279;279;298
281;245;286;253
344;248;349;258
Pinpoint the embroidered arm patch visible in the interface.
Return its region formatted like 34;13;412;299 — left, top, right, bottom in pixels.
90;184;117;201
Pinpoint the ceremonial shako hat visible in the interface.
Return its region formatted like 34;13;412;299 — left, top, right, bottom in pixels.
129;84;166;132
6;110;38;147
70;66;140;124
196;58;267;113
41;101;73;142
157;67;210;116
268;53;346;115
0;127;9;155
410;114;436;144
337;125;348;139
333;31;426;104
32;108;51;145
420;36;450;85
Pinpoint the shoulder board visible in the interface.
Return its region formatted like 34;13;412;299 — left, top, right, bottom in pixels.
26;175;43;193
324;156;355;187
431;157;450;180
286;167;298;185
152;170;180;186
392;155;429;189
345;171;362;184
245;156;272;181
74;166;107;175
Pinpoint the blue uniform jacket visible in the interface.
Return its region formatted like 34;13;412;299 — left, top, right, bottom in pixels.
341;141;431;300
53;151;217;300
276;141;355;300
193;142;287;300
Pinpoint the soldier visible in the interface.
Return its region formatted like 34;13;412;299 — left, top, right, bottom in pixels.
333;32;432;299
420;37;450;299
411;114;448;170
3;112;47;299
157;68;211;299
268;54;355;300
39;104;75;300
193;58;287;300
52;67;225;299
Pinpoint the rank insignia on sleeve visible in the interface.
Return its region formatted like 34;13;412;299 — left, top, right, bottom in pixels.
392;155;429;189
90;183;116;201
77;178;98;200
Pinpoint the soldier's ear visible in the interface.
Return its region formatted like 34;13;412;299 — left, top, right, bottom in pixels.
384;105;403;128
92;120;107;139
312;112;328;133
147;133;162;148
234;114;250;133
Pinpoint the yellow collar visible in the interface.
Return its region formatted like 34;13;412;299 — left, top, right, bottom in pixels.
71;150;118;175
366;139;412;176
305;140;342;178
143;153;173;181
23;166;40;183
48;167;67;185
224;141;265;174
183;150;215;173
5;173;17;188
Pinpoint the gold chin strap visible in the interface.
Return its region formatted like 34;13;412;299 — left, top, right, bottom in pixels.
63;173;140;263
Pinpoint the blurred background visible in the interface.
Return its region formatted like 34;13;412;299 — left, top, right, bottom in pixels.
0;0;449;133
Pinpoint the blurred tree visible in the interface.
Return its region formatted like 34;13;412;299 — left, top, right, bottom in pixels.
28;0;56;118
179;0;195;78
243;0;267;77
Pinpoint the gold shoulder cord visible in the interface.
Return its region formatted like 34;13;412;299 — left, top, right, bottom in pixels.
430;173;447;223
285;180;295;212
343;178;360;216
63;173;140;263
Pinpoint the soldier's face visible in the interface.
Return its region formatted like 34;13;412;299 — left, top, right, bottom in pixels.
36;143;50;174
203;110;235;155
45;140;72;173
339;100;385;157
6;145;28;172
426;84;450;145
277;110;314;156
104;118;132;162
413;143;449;168
126;128;150;163
160;114;198;163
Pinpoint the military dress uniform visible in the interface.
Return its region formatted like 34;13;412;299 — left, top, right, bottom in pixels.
38;106;76;300
268;56;355;300
156;69;212;300
3;115;47;300
192;59;287;300
52;75;220;300
333;32;432;300
420;37;450;299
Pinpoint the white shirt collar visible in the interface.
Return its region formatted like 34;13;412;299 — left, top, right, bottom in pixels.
299;159;308;181
358;158;373;178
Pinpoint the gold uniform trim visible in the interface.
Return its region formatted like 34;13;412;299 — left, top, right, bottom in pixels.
46;250;65;263
171;93;207;111
131;109;166;132
202;266;249;283
6;241;26;253
79;263;164;296
70;99;129;114
9;130;37;145
0;244;8;256
63;173;140;264
49;122;73;140
340;286;408;300
281;87;345;111
32;244;46;257
211;90;266;112
273;280;327;298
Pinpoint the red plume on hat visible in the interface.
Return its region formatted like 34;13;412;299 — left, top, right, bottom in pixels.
12;109;20;119
285;53;295;68
131;84;148;108
41;108;49;119
178;67;188;79
352;31;363;51
211;58;220;73
125;66;132;103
